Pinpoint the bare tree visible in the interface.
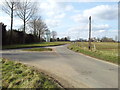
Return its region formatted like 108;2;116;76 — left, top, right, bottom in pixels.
2;0;18;44
51;31;57;41
36;18;48;41
66;36;70;41
16;0;37;43
28;16;40;36
28;16;48;41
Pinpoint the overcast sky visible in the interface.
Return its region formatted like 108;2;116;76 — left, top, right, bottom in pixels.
0;0;118;40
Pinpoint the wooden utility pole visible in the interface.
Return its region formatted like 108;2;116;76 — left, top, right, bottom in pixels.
88;16;91;50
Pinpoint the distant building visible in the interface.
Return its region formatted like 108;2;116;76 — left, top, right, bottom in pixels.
45;29;51;42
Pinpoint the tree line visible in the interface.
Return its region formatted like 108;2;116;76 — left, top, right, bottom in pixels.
1;0;52;45
76;37;116;42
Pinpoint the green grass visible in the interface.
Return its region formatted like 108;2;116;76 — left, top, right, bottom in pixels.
2;58;60;88
68;42;119;64
3;42;70;49
23;48;52;52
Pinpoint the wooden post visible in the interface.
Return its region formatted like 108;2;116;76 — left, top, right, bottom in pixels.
88;16;91;50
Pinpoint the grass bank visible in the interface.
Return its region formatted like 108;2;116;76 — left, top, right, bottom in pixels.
23;48;52;52
2;58;61;88
68;42;118;64
3;42;70;50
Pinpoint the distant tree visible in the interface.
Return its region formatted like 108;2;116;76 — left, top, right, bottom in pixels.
36;18;48;42
28;16;48;41
60;38;65;41
2;0;18;44
97;38;101;42
64;36;70;41
101;37;114;42
66;36;70;41
15;1;37;43
64;37;67;41
28;16;39;36
57;37;60;41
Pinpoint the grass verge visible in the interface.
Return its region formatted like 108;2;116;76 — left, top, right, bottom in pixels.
2;42;70;50
68;42;118;64
23;48;52;52
2;58;60;88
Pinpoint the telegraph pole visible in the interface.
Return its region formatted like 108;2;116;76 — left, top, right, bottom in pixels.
88;16;91;50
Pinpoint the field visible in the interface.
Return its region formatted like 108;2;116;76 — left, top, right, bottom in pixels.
2;41;70;49
1;58;60;88
68;42;119;64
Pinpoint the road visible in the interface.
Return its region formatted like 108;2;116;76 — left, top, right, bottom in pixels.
1;45;118;88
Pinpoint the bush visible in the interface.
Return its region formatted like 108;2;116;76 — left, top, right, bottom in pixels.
2;29;41;45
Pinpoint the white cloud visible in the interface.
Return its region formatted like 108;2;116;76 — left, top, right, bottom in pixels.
68;25;88;32
46;11;55;17
68;24;111;36
67;23;112;40
67;25;89;39
92;24;110;30
92;30;106;38
0;14;23;30
65;5;74;11
0;2;3;5
98;30;106;33
39;1;66;19
92;29;118;39
54;13;66;19
39;0;58;10
57;32;69;38
45;10;65;19
70;4;117;40
83;5;118;20
45;19;61;28
39;1;67;29
72;5;118;24
40;2;49;10
39;1;61;14
0;15;10;23
71;14;88;23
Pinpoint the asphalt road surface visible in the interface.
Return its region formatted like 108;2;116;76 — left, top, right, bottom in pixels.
1;45;118;88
